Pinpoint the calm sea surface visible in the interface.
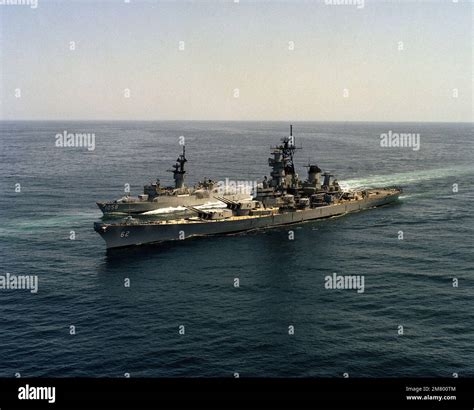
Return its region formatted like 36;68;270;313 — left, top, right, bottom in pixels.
0;121;472;377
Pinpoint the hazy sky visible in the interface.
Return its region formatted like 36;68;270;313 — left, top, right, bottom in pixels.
0;0;472;121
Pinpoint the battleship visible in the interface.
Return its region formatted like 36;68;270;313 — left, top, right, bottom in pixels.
94;126;401;249
96;146;250;215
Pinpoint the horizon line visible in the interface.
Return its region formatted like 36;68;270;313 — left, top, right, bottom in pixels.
0;119;472;124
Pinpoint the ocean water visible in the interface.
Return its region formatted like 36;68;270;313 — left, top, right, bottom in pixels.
0;121;472;377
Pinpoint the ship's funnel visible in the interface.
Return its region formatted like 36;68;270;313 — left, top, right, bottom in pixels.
307;165;322;186
323;172;332;187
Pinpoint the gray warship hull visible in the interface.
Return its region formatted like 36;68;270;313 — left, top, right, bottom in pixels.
97;192;249;215
95;189;400;249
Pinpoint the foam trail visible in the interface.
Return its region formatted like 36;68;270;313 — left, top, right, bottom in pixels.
340;166;471;190
0;212;100;235
141;201;227;215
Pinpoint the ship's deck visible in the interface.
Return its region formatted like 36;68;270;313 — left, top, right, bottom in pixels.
98;188;401;228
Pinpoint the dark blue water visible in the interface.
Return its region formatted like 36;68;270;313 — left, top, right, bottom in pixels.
0;121;472;377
